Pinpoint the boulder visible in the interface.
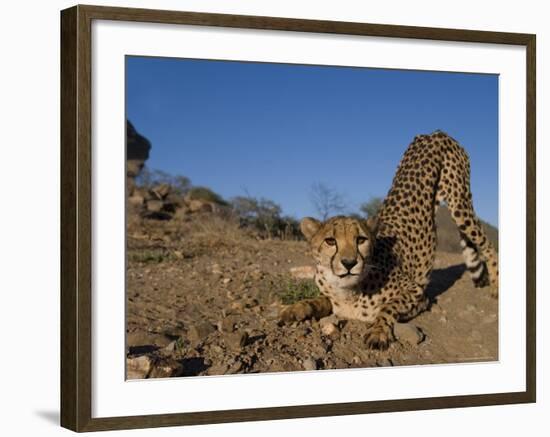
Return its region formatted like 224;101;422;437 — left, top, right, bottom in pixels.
127;355;153;380
128;194;145;208
126;120;151;178
394;323;425;345
146;199;164;213
151;183;171;200
187;322;216;343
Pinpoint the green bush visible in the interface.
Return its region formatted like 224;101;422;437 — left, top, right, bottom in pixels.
230;195;301;239
135;167;191;195
278;277;320;305
186;186;228;205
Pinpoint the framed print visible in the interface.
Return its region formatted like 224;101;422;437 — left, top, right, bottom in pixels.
60;4;536;432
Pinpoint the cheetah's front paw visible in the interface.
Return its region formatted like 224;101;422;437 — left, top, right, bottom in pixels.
279;302;314;324
364;322;395;350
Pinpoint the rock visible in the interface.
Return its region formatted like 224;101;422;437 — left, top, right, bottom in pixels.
126;120;151;172
319;315;340;338
128;194;144;207
187;322;216;343
223;331;249;350
302;358;317;371
173;206;190;219
149;357;184;378
230;302;244;311
222;277;232;285
394;323;424;345
218;316;238;333
163;341;177;353
208;363;229;375
228;360;244;373
290;265;315;280
151;183;171;199
127;355;153;379
146;199;164;213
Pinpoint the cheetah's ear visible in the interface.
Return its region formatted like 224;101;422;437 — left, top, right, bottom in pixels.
300;217;322;241
365;216;379;236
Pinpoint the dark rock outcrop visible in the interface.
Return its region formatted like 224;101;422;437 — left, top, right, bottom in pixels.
127;120;151;194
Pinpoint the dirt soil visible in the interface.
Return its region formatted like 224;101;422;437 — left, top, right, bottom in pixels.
126;213;498;378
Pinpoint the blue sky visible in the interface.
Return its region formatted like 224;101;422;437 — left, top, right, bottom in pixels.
126;56;499;226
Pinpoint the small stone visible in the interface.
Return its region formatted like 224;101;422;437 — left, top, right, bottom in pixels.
208;363;229;375
218;316;237;333
151;183;171;199
230;302;244;311
319;318;339;338
127;355;153;379
149;357;184;378
146;199;164;212
302;358;317;371
394;323;424;345
128;194;144;207
163;341;177;353
222;277;232;285
187;322;216;342
173;250;183;259
224;331;249;350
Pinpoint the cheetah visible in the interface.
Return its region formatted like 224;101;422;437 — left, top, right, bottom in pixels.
280;131;498;350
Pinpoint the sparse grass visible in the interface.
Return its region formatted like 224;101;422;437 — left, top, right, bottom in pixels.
174;336;185;352
278;277;320;305
128;249;171;264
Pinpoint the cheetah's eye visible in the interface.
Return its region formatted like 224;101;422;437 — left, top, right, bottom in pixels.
357;236;368;245
324;238;337;246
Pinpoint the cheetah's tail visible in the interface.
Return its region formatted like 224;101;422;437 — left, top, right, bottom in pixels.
460;238;490;288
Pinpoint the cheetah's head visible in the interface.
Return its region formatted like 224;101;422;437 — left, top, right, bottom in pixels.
301;216;378;289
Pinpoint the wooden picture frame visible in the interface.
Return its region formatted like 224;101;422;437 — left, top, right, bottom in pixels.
60;4;536;432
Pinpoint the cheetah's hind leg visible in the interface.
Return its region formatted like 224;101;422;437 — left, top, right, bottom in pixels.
439;149;498;297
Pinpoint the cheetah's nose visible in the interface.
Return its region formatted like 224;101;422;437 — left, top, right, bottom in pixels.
341;258;358;271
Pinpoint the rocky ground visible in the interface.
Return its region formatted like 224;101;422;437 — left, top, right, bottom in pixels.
126;212;498;379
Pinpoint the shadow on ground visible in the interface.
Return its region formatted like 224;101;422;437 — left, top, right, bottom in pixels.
425;263;466;302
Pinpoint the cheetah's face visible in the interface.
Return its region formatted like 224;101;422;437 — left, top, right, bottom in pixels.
301;216;378;289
